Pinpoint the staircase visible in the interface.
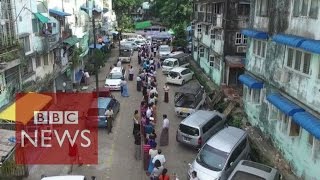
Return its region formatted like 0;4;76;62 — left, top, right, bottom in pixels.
223;101;237;117
208;90;223;109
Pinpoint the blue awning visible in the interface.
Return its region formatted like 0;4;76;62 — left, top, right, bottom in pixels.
89;44;105;49
293;112;320;140
102;36;110;43
238;74;263;89
49;9;71;16
267;94;305;116
272;34;306;47
240;29;269;40
299;40;320;54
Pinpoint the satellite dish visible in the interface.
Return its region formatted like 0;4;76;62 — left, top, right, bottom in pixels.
0;19;6;26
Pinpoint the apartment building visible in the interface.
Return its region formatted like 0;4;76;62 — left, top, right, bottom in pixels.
240;0;320;178
192;0;250;88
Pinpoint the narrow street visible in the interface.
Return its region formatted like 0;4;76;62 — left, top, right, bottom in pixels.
25;46;196;179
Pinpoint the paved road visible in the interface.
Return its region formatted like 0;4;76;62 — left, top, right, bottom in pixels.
24;47;196;180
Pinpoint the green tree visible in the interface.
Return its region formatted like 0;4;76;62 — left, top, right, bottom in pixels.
70;47;82;69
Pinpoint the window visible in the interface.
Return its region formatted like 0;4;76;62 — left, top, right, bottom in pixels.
268;104;281;120
202;119;218;133
209;56;215;67
22;58;34;76
197;24;202;33
245;87;263;104
318;62;320;79
226;138;247;168
293;0;319;18
19;16;22;21
205;25;209;35
309;135;320;159
235;33;247;45
20;36;31;52
199;47;204;57
193;45;198;52
280;115;290;134
36;56;41;67
43;54;49;65
213;3;222;14
210;29;215;40
238;4;250;16
286;48;311;75
194;4;198;12
253;40;267;58
256;0;268;16
32;19;39;33
289;119;300;136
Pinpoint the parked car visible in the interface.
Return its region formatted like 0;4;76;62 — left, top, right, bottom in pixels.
188;126;250;180
166;67;194;85
105;67;125;90
228;160;282;180
41;175;86;180
174;81;206;117
176;110;226;148
121;41;138;51
86;97;120;128
119;48;132;63
162;53;191;74
159;45;171;60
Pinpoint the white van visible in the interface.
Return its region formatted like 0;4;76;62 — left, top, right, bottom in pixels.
41;175;85;180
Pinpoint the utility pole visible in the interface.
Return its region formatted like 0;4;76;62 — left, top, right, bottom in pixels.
92;12;99;96
118;29;121;54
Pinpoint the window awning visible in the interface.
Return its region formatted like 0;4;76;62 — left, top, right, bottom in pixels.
267;94;305;116
240;29;269;40
34;13;49;23
238;74;263;89
293;112;320;140
49;9;71;16
0;93;52;125
272;34;306;47
63;35;79;46
89;44;105;49
299;40;320;54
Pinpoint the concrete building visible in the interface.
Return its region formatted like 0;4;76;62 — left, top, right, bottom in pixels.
0;0;22;108
240;0;320;179
192;0;250;89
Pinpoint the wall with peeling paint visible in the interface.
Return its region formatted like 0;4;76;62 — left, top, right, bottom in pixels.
243;0;320;179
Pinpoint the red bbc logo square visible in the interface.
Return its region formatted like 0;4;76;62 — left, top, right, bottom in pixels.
15;93;98;164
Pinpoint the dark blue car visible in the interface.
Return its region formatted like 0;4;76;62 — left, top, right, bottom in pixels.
86;97;120;128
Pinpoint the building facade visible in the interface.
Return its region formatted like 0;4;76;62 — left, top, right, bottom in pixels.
240;0;320;179
192;0;250;87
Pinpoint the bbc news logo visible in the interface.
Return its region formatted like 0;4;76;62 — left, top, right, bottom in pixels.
15;93;98;164
34;111;79;124
20;111;91;148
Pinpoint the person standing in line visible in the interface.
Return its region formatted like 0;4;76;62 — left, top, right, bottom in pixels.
105;106;114;134
121;78;129;97
160;114;169;146
117;59;122;67
159;168;170;180
134;132;142;160
133;110;140;135
153;45;157;57
163;84;170;103
143;138;151;171
129;65;134;81
84;71;90;85
150;160;164;180
152;149;166;166
137;75;142;91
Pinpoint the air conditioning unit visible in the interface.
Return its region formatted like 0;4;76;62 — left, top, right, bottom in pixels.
280;70;290;83
236;46;246;53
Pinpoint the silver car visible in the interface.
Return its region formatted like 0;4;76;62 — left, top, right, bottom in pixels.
176;110;226;148
188;126;250;180
228;160;282;180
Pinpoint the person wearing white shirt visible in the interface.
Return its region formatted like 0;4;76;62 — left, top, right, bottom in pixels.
116;59;122;67
160;114;169;146
152;149;166;166
146;105;152;118
150;87;158;96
